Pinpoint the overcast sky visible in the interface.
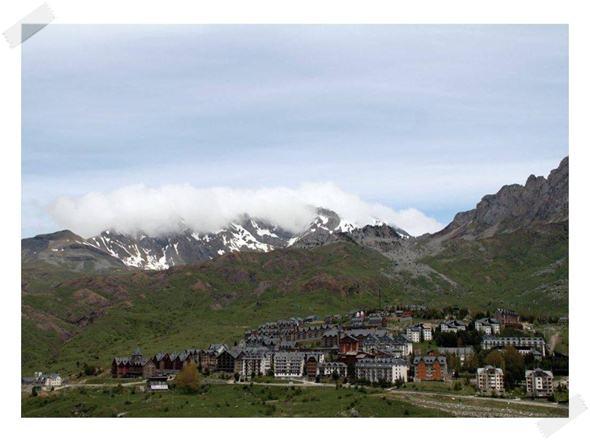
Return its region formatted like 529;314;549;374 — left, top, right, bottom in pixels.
22;25;568;238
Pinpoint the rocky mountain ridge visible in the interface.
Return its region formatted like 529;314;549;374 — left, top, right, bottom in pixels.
22;209;407;271
432;156;568;241
22;156;568;272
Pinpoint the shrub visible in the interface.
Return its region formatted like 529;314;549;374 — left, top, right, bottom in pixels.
175;361;201;393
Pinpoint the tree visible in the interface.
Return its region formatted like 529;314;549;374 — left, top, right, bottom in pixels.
447;354;460;373
503;346;525;389
83;363;97;376
175;361;201;393
464;353;480;373
484;350;505;370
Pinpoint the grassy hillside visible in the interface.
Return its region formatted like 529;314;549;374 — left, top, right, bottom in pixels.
421;222;568;314
22;243;409;375
22;225;568;376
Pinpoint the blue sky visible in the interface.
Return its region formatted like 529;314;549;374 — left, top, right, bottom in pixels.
22;25;568;237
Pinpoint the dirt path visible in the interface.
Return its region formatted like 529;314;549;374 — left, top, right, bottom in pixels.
383;389;565;409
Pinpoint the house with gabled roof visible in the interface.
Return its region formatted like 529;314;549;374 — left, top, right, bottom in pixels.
440;320;467;333
406;323;432;342
112;347;148;378
475;317;501;335
318;361;348;378
34;373;63;390
412;355;447;382
495;308;520;326
234;347;273;378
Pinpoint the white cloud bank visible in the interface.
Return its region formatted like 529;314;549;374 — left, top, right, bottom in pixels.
47;183;444;238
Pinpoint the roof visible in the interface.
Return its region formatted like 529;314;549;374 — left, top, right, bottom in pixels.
273;351;306;361
476;317;500;325
37;373;62;382
437;346;474;355
319;361;347;368
496;308;519;316
357;357;407;367
413;356;447;366
345;328;389;338
206;344;229;356
482;336;545;344
526;368;553;378
154;352;168;361
441;320;466;328
477;365;503;375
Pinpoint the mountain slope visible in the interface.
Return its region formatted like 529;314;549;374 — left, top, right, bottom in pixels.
432;156;568;241
22;230;127;272
416;156;568;314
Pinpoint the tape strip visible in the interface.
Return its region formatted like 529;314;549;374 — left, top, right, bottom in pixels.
3;3;54;48
537;394;587;437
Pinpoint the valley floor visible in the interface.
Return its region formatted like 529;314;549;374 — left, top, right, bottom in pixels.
21;381;568;418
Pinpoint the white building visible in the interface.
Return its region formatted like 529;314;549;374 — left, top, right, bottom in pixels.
482;336;546;357
406;324;432;342
235;348;273;377
355;358;408;384
406;326;422;343
440;320;467;333
318;362;348;378
476;365;504;395
526;369;554;398
475;318;501;335
273;352;305;377
273;352;325;377
37;373;62;389
147;377;169;391
422;324;433;341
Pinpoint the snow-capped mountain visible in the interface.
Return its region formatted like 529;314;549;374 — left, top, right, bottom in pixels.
22;208;409;271
84;217;294;270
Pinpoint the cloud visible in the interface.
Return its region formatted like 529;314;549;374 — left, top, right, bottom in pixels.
46;182;444;238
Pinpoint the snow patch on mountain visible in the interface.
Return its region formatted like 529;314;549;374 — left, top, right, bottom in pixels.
82;208;408;270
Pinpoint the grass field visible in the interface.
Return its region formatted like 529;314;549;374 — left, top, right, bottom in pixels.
21;384;450;417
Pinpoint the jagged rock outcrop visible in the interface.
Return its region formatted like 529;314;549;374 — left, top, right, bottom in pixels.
432;156;568;240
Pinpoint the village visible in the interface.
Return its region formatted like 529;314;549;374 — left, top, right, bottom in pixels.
95;306;566;401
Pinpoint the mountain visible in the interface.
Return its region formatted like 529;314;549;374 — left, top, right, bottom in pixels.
416;156;568;318
21;157;569;375
83;217;292;270
21;230;127;272
431;156;568;241
22;209;408;271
